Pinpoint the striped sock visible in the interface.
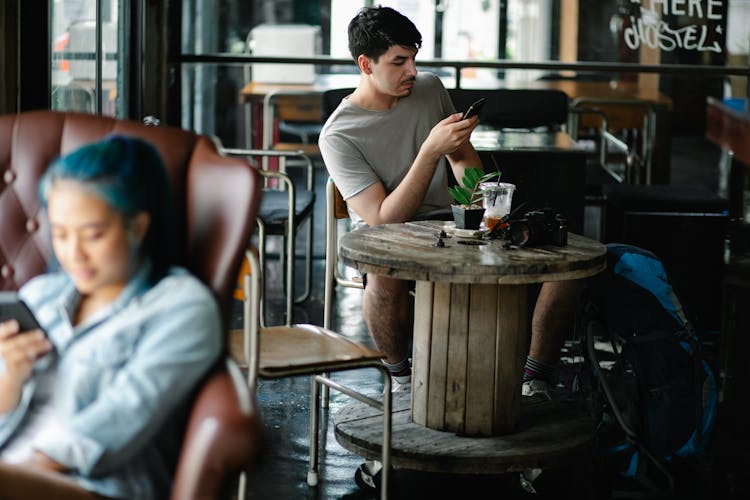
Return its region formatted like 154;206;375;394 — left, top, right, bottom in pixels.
522;356;555;382
382;358;411;378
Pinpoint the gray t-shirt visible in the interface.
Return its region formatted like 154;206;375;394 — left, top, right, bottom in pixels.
319;72;457;230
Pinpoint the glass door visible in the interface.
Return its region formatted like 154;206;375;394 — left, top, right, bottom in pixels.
50;0;129;117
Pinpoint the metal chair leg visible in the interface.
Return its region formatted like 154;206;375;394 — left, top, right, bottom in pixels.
284;228;294;326
256;219;268;328
294;215;314;304
378;365;392;500
237;471;247;500
307;376;321;487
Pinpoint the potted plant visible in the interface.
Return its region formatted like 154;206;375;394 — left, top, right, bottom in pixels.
448;167;501;229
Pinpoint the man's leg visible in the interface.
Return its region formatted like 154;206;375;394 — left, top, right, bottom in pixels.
362;274;412;376
529;279;584;364
358;274;412;481
523;279;584;396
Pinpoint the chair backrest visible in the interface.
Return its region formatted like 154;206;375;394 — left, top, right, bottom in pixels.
323;178;362;330
321;88;356;123
329;179;350;220
0;110;261;321
0;110;263;498
448;88;570;130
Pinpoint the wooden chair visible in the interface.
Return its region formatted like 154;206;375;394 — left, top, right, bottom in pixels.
223;147;316;326
569;97;656;184
229;243;392;498
266;90;324;157
0;110;264;499
324;178;364;331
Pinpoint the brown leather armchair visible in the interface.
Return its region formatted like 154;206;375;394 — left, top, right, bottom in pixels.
0;111;263;499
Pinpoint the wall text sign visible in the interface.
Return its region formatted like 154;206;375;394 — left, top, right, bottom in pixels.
623;0;724;53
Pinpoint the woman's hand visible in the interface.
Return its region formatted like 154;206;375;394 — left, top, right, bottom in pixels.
0;320;52;414
24;451;69;473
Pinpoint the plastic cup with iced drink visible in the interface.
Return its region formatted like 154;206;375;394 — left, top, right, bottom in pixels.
480;182;515;231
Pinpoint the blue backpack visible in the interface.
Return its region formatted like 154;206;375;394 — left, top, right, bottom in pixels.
583;244;718;495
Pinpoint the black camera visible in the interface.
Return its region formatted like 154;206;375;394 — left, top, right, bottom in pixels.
506;208;568;247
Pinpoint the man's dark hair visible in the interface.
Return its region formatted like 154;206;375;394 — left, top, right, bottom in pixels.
348;6;422;62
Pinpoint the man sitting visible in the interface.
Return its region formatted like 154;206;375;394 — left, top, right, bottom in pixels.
319;5;582;400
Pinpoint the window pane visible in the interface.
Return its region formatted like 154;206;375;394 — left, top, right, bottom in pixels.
50;0;125;117
379;0;435;59
330;0;365;58
506;0;552;83
442;0;501;86
330;0;435;58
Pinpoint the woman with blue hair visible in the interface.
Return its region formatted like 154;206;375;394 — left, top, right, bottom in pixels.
0;136;222;499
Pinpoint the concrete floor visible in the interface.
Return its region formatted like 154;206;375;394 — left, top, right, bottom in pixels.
233;257;747;500
231;137;748;499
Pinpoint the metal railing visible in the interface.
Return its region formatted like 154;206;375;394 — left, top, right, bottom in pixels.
172;53;750;89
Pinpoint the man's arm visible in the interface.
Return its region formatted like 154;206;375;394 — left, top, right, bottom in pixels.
347;113;478;226
446;139;483;190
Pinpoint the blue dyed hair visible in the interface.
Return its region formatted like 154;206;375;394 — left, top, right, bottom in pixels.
39;135;178;282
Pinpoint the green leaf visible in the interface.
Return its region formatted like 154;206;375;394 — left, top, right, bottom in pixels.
448;185;470;206
463;168;482;188
449;167;502;207
478;170;501;184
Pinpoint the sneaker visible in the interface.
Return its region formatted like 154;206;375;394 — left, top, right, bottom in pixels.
522;379;552;400
519;468;543;494
354;460;382;490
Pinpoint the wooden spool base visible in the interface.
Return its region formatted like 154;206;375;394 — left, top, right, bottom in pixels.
333;392;595;474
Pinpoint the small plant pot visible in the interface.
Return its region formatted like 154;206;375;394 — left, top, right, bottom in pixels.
452;205;485;230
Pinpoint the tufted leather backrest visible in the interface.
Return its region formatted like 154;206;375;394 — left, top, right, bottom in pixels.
0;110;261;324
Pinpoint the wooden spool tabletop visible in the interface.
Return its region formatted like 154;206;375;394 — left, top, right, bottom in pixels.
334;391;595;474
338;221;606;284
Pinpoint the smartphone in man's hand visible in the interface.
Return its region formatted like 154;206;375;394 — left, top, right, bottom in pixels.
0;292;43;333
462;98;486;120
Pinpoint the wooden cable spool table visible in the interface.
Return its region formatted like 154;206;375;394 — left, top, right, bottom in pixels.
334;221;606;473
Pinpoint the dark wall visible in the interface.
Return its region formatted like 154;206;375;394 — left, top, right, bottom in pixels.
578;0;621;63
659;3;728;135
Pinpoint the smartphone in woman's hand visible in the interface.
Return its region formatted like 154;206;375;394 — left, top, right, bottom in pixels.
0;292;43;333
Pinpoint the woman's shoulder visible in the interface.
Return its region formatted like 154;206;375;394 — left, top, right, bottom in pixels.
19;272;71;304
147;267;216;302
22;272;68;289
147;268;220;315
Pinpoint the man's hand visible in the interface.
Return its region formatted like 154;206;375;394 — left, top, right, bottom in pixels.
420;112;479;160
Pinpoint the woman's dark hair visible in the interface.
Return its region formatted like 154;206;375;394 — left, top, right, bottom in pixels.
348;6;422;62
39;135;178;282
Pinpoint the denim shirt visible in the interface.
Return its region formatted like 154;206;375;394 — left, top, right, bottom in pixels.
0;263;222;499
